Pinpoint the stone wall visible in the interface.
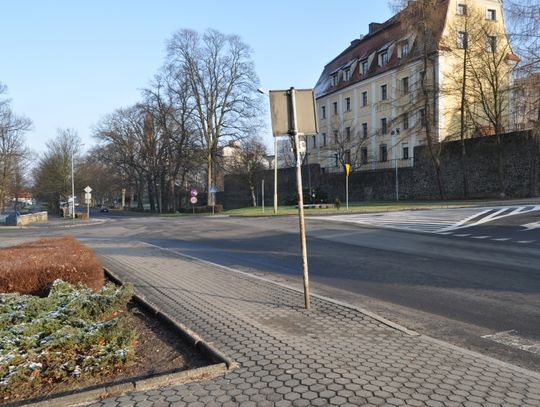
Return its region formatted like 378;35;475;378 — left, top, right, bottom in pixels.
222;131;539;209
18;211;48;226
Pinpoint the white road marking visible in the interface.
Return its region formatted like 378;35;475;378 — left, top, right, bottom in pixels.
482;330;540;355
472;236;491;239
517;240;535;244
492;238;511;241
521;221;540;231
454;233;471;237
315;205;540;234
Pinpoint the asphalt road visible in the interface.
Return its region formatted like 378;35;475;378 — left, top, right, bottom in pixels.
2;206;540;371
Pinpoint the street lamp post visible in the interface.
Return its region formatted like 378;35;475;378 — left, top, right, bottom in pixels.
71;150;75;219
258;88;279;214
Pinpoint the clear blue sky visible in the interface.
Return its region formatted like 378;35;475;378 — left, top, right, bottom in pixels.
1;1;392;154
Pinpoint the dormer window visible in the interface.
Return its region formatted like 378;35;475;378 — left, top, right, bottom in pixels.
379;51;389;66
399;42;409;58
361;60;368;75
332;73;338;86
344;68;351;81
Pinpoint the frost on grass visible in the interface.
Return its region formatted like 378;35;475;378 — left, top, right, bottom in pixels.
0;280;135;397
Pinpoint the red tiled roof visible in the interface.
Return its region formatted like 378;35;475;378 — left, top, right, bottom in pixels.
315;0;450;99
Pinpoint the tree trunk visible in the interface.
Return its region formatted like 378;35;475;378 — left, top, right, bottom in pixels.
147;175;155;211
249;182;257;207
207;150;214;206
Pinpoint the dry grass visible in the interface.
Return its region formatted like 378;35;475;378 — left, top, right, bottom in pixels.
0;236;104;296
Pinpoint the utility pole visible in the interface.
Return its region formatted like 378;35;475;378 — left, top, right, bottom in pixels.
71;149;75;219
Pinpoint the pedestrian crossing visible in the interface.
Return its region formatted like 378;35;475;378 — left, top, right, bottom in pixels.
316;205;540;235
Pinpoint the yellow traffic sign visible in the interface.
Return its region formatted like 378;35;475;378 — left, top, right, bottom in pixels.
345;163;351;176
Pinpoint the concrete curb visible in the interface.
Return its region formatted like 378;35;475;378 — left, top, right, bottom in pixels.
21;364;227;407
13;269;234;407
105;268;238;370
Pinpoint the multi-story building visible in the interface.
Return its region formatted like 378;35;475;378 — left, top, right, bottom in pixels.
310;0;517;173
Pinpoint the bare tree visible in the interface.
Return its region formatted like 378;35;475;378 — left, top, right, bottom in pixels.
223;137;268;207
32;129;82;214
398;0;447;200
166;29;263;205
0;105;32;212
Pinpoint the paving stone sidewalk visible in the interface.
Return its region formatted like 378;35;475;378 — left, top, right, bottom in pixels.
87;240;540;407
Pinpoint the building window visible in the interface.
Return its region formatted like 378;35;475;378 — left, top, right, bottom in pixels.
379;51;389;66
322;133;327;146
399;42;409;58
344;150;351;165
401;77;409;95
361;60;368;75
332;74;338;86
345;97;351;112
487;35;497;52
334;130;339;144
362;91;368;107
321;106;326;119
457;3;467;15
457;31;468;49
487;8;496;20
402;144;409;160
361;148;368;164
402;112;409;130
333;102;338;115
419;108;426;126
381;118;388;134
334;153;339;167
344;68;351;81
312;135;317;148
380;144;388;162
345;127;351;141
381;84;388;101
362;122;368;138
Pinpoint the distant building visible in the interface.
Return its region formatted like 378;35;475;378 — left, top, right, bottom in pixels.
309;0;516;174
512;73;540;131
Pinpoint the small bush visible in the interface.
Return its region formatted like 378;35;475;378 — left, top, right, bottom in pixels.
0;237;104;296
334;198;341;209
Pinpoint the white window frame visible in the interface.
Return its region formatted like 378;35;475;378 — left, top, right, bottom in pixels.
486;8;496;20
457;3;467;15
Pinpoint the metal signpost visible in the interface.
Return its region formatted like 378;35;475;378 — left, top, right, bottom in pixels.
269;87;318;310
84;186;92;219
345;163;350;211
190;188;197;215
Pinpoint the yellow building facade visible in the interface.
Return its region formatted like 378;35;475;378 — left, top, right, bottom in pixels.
310;0;516;174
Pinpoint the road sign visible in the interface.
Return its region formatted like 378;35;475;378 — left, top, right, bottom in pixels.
190;188;198;197
209;185;219;194
84;193;91;200
269;88;318;137
84;186;92;193
190;196;197;204
345;163;351;176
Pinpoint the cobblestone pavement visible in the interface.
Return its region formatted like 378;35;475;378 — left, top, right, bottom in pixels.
87;240;540;407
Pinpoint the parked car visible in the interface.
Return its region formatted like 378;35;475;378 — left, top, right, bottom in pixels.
100;206;109;213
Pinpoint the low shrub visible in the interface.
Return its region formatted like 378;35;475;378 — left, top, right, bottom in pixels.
0;237;104;296
0;281;136;399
